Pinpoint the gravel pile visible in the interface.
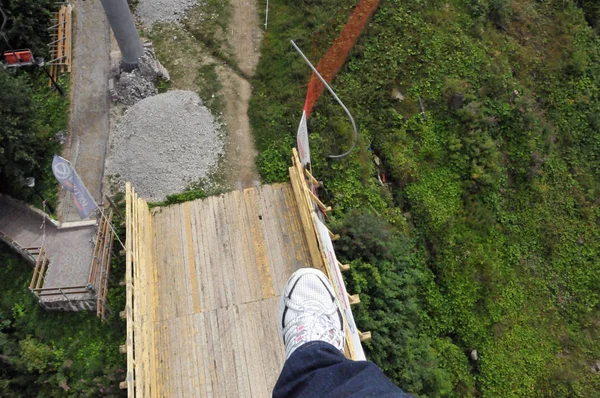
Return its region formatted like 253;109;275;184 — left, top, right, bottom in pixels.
106;90;224;201
135;0;199;26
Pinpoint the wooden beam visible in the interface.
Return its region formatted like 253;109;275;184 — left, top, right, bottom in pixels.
337;260;350;272
29;250;44;289
328;229;340;241
308;190;332;212
120;344;127;354
358;330;372;342
349;294;360;305
303;168;321;187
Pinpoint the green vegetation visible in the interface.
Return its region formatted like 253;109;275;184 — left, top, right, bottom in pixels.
148;188;207;207
250;0;600;396
0;0;69;210
0;242;126;397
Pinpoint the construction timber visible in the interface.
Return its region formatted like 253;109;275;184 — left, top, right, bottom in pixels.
123;150;369;397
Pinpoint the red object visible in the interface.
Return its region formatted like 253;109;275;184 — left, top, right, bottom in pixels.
304;0;380;115
3;49;33;64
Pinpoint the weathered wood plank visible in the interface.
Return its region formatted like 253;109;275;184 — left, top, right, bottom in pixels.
243;188;275;299
184;202;201;313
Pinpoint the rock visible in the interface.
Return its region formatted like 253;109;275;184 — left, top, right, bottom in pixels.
470;350;478;361
391;87;404;101
105;91;224;202
110;46;169;106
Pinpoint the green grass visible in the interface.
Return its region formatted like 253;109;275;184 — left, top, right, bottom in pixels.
0;241;126;397
249;0;600;396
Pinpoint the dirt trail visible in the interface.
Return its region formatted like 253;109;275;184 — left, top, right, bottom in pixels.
219;0;262;189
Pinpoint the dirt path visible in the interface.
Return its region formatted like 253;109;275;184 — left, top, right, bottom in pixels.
59;0;111;221
219;0;262;189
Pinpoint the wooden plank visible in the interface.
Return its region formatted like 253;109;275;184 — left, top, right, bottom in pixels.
238;190;266;302
30;249;43;289
35;252;48;290
256;185;289;295
258;297;285;389
217;307;238;397
288;164;324;274
183;202;201;313
190;199;211;312
56;9;63;75
243;188;275;299
241;301;270;397
125;183;134;397
225;190;252;304
205;309;222;396
196;311;213;397
213;195;235;307
231;304;252;397
175;205;193;316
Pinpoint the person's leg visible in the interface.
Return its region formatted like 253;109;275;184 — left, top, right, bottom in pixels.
273;341;410;398
274;268;411;398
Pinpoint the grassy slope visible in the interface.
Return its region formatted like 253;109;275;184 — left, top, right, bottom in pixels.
250;0;600;396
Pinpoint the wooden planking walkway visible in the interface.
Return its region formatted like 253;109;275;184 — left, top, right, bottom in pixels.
127;183;312;397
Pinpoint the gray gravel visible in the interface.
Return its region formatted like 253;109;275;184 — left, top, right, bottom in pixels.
106;90;224;201
135;0;200;27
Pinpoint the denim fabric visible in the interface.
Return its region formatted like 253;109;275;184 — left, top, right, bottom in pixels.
273;341;412;398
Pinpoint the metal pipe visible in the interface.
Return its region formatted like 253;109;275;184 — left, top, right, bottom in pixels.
290;40;358;159
99;0;143;69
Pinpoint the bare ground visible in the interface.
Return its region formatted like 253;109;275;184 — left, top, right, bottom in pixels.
144;0;262;192
220;0;262;189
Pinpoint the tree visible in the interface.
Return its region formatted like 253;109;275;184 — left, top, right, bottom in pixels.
0;69;41;195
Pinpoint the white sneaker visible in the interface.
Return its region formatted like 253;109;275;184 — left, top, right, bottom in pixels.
279;268;345;359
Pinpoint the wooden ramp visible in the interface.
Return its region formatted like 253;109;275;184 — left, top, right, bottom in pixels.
125;184;312;397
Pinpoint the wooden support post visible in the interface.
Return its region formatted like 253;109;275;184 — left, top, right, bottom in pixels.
309;190;332;212
349;294;360;305
337;260;350;272
328;228;340;241
35;252;48;289
303;168;321;187
358;330;372;342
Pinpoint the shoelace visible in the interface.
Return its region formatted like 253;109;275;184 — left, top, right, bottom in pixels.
282;298;342;358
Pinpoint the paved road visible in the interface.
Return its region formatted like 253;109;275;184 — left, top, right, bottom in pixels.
59;0;111;222
0;196;96;288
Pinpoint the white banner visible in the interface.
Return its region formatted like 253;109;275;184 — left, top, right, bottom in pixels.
314;217;366;360
297;110;310;167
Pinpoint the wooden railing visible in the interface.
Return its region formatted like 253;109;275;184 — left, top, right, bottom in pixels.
289;148;371;360
89;210;115;321
47;3;72;86
121;183;157;396
29;248;92;298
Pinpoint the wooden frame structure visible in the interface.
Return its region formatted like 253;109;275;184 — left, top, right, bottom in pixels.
28;209;114;315
29;247;91;298
120;149;371;395
47;3;72;87
90;210;115;321
289;148;371;358
122;183;157;395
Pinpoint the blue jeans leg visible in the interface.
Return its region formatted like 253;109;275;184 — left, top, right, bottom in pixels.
273;341;412;398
